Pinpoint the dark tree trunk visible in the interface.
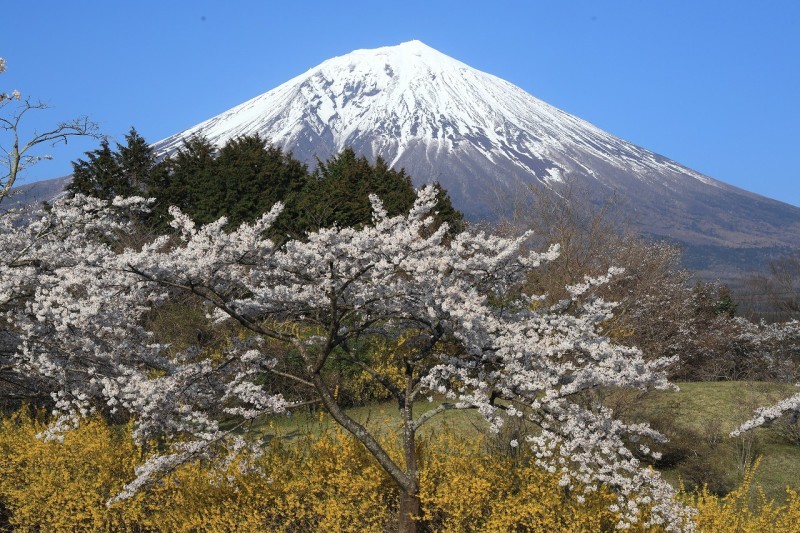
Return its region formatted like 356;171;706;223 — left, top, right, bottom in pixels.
308;370;423;531
398;489;422;533
398;362;423;532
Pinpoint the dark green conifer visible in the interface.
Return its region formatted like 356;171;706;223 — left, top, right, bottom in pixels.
429;182;465;237
300;148;416;232
68;131;464;240
117;128;155;194
69;128;158;200
298;149;462;238
69;139;124;199
215;134;307;229
162;136;219;223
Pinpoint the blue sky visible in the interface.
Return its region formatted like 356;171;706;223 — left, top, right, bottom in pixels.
3;1;799;206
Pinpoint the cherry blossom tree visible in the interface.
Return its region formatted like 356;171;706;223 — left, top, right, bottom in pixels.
0;57;99;204
0;194;151;409
731;320;800;438
8;187;694;531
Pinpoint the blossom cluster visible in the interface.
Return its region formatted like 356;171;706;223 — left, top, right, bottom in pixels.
0;57;21;103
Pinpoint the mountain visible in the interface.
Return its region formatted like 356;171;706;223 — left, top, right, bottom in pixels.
150;41;800;279
5;176;71;211
159;40;730;221
19;41;800;280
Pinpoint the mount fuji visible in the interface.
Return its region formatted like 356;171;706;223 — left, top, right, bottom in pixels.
24;41;800;278
156;40;729;221
150;41;800;278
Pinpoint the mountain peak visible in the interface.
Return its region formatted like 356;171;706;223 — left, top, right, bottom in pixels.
154;42;717;203
396;39;431;49
151;42;722;200
344;40;456;62
153;41;544;179
360;39;438;54
312;40;472;86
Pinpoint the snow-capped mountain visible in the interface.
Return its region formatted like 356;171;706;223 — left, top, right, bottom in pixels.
154;40;728;219
13;41;793;280
151;41;800;278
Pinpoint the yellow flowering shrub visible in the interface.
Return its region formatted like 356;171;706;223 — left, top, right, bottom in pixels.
341;336;407;405
3;408;800;531
419;432;621;531
686;459;800;532
146;433;396;532
0;409;148;531
340;333;465;406
0;410;396;532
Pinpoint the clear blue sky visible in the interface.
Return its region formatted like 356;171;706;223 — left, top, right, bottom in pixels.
3;1;799;206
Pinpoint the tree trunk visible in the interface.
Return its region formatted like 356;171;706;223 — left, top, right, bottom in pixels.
398;362;422;532
398;489;422;533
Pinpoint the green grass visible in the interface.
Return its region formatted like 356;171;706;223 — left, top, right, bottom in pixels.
635;381;800;502
257;398;484;443
257;382;800;502
647;381;797;435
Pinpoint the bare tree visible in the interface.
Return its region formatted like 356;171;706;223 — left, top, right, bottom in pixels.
0;57;100;410
499;182;696;364
0;57;100;205
743;254;800;322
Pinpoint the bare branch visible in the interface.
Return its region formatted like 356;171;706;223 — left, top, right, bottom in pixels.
412;402;474;431
0;81;101;204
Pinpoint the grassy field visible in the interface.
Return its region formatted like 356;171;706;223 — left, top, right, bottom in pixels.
257;396;484;442
257;381;800;502
634;381;800;502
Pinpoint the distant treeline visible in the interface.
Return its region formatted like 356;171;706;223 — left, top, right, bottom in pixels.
68;128;463;239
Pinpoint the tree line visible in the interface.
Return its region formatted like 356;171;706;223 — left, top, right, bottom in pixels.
68;128;463;239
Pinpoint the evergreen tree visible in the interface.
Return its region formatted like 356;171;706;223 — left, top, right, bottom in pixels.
299;148;416;232
214;134;307;230
158;136;218;224
69;140;124;199
298;149;462;238
712;284;738;317
428;181;465;236
68;132;463;240
69;128;157;200
117;128;154;194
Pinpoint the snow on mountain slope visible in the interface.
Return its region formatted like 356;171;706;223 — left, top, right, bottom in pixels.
154;42;720;205
151;41;800;278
